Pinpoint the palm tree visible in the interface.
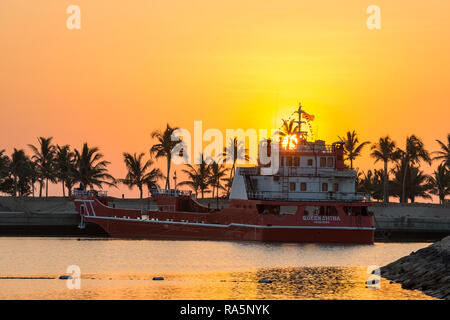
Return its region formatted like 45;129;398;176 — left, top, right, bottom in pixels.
356;169;384;201
397;135;431;203
73;143;115;190
27;160;39;197
222;137;250;195
390;164;431;203
9;149;32;197
150;124;181;190
0;149;9;178
0;150;11;195
370;136;399;203
179;154;211;198
121;152;162;199
208;160;229;208
427;164;450;204
144;167;164;192
55;145;76;197
279;118;298;137
28;137;56;197
338;130;370;169
433;134;450;169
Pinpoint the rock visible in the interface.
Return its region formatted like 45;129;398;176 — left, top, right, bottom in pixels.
258;279;272;283
380;236;450;300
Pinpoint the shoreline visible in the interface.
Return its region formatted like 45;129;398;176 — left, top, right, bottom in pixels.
380;236;450;300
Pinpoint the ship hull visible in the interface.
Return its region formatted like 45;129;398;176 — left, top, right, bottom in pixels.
83;216;374;244
74;196;375;244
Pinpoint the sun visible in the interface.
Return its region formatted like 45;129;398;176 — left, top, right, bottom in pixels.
282;134;298;150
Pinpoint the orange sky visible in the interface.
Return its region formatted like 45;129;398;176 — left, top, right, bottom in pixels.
1;0;449;200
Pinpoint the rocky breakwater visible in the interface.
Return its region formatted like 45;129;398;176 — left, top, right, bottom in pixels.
381;236;450;300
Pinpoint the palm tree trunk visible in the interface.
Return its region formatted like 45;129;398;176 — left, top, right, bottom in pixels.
383;161;388;203
13;174;18;197
216;182;219;209
62;180;66;198
227;161;236;193
139;186;143;199
402;163;408;203
166;157;171;190
46;177;49;197
39;179;43;197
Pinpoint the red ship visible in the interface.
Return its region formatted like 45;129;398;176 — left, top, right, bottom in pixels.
73;104;375;244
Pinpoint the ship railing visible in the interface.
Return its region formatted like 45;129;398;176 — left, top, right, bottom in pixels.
147;204;176;212
247;191;368;202
72;189;108;198
238;167;259;175
274;167;356;177
279;143;334;153
151;189;192;197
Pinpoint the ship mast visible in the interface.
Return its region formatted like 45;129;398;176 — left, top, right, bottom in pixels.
295;102;308;141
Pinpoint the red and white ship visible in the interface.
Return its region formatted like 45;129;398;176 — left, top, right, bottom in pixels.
73;104;375;243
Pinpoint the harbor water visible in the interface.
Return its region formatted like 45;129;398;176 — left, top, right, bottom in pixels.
0;238;435;299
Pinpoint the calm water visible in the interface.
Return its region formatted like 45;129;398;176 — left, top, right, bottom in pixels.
0;238;435;300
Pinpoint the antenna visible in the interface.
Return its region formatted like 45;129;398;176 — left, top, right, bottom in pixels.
294;101;308;141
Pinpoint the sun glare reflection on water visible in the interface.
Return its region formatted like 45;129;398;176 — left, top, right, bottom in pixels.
0;238;436;300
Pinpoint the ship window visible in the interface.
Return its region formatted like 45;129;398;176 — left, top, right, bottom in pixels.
256;204;280;215
280;205;298;215
333;183;339;192
324;206;338;216
320;157;326;167
327;157;334;167
286;156;293;166
294;157;300;166
322;183;328;192
307;159;313;166
300;182;307;191
290;182;296;191
343;206;370;216
304;206;320;215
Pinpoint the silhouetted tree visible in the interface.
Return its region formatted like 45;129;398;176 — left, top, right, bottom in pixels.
208;160;229;207
370;136;400;203
338;130;370;169
55;145;76;197
427;164;450;204
150;124;182;190
433;134;450;170
73;143;115;190
28;137;56;197
222;137;249;195
390;164;431;203
397;135;431;203
179;154;211;198
121;152;162;199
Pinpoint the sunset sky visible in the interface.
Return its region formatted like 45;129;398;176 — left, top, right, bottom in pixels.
1;1;449;199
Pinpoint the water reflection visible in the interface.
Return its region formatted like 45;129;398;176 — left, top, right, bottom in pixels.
0;238;436;300
0;267;434;300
